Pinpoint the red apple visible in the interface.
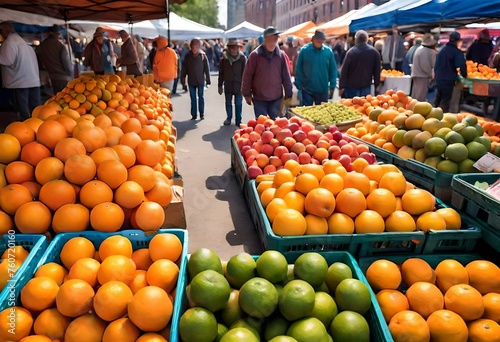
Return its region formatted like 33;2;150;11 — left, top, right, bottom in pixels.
248;165;263;179
328;125;339;133
274;146;289;158
247;119;257;128
276;128;293;142
261;130;274;144
331;131;343;142
286;122;300;133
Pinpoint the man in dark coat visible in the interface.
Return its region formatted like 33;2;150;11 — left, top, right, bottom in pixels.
466;29;493;66
83;27;115;75
117;30;142;76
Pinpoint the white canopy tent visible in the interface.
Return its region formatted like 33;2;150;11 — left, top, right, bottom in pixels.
152;12;224;41
224;21;264;39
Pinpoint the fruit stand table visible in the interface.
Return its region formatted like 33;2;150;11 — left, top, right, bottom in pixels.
464;77;500;121
379;76;412;95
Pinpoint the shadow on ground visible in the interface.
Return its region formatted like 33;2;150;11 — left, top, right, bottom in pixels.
171;119;199;141
206;168;263;255
202;125;235;154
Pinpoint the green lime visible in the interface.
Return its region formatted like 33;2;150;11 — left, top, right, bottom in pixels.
256;250;288;284
229;319;260;340
225;253;256;289
220;327;260;342
325;262;353;293
287;317;330;342
279;279;316;321
268;336;298;342
282;265;295;286
329;310;370;342
263;314;289;341
190;270;231;312
215;323;228;342
293;252;328;288
179;307;218;342
311;291;338;328
220;289;243;327
335;278;371;315
239;277;278;318
188;248;223;280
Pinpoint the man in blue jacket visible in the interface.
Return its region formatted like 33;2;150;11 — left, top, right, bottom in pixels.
434;31;466;113
295;30;337;106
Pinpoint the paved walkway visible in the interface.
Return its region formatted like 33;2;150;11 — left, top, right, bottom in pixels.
170;75;263;259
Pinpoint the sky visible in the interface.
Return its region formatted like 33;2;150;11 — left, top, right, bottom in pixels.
218;0;227;28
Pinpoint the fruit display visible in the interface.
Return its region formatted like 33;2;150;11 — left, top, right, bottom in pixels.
0;74;176;233
364;257;500;342
466;60;500;80
347;100;492;174
0;231;185;341
255;158;462;236
380;69;406;82
338;89;411;115
233;116;377;179
291;102;363;125
180;248;375;342
0;245;30;291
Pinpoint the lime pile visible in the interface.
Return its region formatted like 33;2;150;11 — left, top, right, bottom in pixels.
179;249;372;342
294;103;362;125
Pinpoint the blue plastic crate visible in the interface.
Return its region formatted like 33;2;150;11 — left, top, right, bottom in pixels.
2;229;187;342
0;234;48;312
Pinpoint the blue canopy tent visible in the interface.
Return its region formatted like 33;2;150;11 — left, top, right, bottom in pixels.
395;0;447;26
442;0;500;21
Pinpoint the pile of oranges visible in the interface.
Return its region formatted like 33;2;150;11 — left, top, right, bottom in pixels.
256;158;462;236
0;74;176;233
366;257;500;341
466;60;500;80
0;246;29;292
380;69;406;82
338;89;410;115
0;232;183;342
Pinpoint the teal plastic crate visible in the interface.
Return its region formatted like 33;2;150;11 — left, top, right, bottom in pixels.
2;229;188;342
0;234;48;311
451;173;500;231
230;137;248;190
348;135;403;165
248;180;426;257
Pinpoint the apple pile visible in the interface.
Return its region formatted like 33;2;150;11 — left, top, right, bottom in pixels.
233;116;377;179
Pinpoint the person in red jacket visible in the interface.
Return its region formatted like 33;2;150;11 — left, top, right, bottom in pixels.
152;37;178;91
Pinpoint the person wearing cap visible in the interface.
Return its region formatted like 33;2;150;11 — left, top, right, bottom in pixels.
339;30;381;98
403;37;422;76
218;39;247;126
284;36;298;76
295;30;337;106
241;26;293;119
411;34;437;101
466;29;493;66
116;30;142;77
39;25;73;94
152;36;178;91
0;21;40;120
434;31;466;113
83;27;115;75
181;38;211;120
381;25;406;71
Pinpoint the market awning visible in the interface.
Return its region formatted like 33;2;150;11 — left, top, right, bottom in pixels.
0;0;186;22
280;21;317;39
224;21;264;39
313;3;377;37
395;0;446;26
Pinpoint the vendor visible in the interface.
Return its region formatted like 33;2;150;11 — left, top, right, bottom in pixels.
466;29;493;66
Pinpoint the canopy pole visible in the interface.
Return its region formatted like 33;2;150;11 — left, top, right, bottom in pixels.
166;0;171;44
63;11;73;69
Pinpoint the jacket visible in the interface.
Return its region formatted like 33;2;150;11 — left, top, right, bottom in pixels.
117;38;141;76
181;50;211;87
339;43;381;90
402;42;421;75
434;42;467;83
411;46;437;78
295;43;337;95
0;32;40;89
153;46;178;83
466;40;493;66
218;51;246;95
382;33;406;66
83;38;114;74
39;35;73;82
241;45;293;101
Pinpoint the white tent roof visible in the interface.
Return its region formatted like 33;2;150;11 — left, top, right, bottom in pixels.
0;7;66;26
152;12;224;41
224;21;264;39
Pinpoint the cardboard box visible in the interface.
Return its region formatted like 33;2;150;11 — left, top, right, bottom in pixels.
162;185;186;229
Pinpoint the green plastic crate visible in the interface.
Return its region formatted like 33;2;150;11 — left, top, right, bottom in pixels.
451;173;500;231
230;137;248;190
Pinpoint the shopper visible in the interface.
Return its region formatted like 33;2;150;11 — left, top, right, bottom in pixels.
117;30;142;76
0;21;41;120
152;36;178;91
339;30;381;98
180;38;211;120
241;26;293;120
39;25;73;94
284;36;298;76
134;34;148;73
295;30;337;106
218;39;247;127
402;37;422;76
466;29;493;66
411;34;437;102
83;27;115;75
382;25;406;71
434;31;466;113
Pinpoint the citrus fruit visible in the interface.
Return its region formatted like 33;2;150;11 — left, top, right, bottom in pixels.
128;286;172;332
93;281;133;322
256;250;288;284
365;259;402;291
272;208;307;236
389;310;430;342
293;252;328;288
335;278;371;315
468;319;500;342
230;317;261;339
287;317;330;342
376;289;410;323
325;262;352;293
220;289;243;327
269;336;298;342
0;306;33;341
311;291;338;328
190;270;231;312
179;307;218;342
482;292;500;323
20;276;59;312
426;309;468;342
64;313;107;342
216;323;229;341
435;259;469;293
188;248;223;280
263;315;289;341
220;327;259;342
401;258;436;286
329;311;370;342
385;211;416;232
225;253;256;289
279;279;316;321
466;260;500;295
239;277;278;318
406;282;444;319
444;284;484;321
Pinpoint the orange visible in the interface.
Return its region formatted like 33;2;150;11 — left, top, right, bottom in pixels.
257;180;273;195
401;189;436;216
99;235;133;260
64;313;107;342
304;214;329;235
79;180;113;209
145;180;172;207
385;210;416;232
36;120;68;151
20;141;51;166
136;333;168;342
135;140;164;167
132;249;154;271
67;257;101;287
300;164;325;181
426;309;468;342
376;289;410;323
134;201;165;231
272;168;294;187
294;173;319;195
319;173;344;196
401;258;436;286
56;279;95;317
355;210;385;233
14;201;52;234
5;161;35;184
327;213;355;234
90;202;125;232
266;198;288;222
115;180;145;209
121;118;142;134
146;259;180;293
466;260;500;295
34;156;64;184
272;208;307;236
282;190;305;214
52;203;90;233
4;121;35;147
304;188;335;218
64;154;97;185
352;157;369;173
148;233;183;262
94;280;134;321
33;308;71;340
111;144;136;168
97;159;128;189
406;282;444;319
468;319;500;342
482;293;500;323
89;146;120;168
343;172;371;195
130;270;149;294
38;179;76;211
444;284;484;321
362;164;386;183
366;188;397;218
0;245;29;262
435;208;462;230
388;310;430;342
20;276;59;312
97;254;136;286
76;126;107;153
365;259;402;291
274;182;296;199
416;212;446;232
335;188;366;218
0;307;33;341
128;286;173;332
378;171;407;196
435;259;469;293
322;159;344;175
102;317;140;342
60;236;96;269
35;262;67;286
0;184;33;215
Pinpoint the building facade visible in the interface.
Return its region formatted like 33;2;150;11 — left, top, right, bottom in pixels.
244;0;276;29
227;0;246;29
